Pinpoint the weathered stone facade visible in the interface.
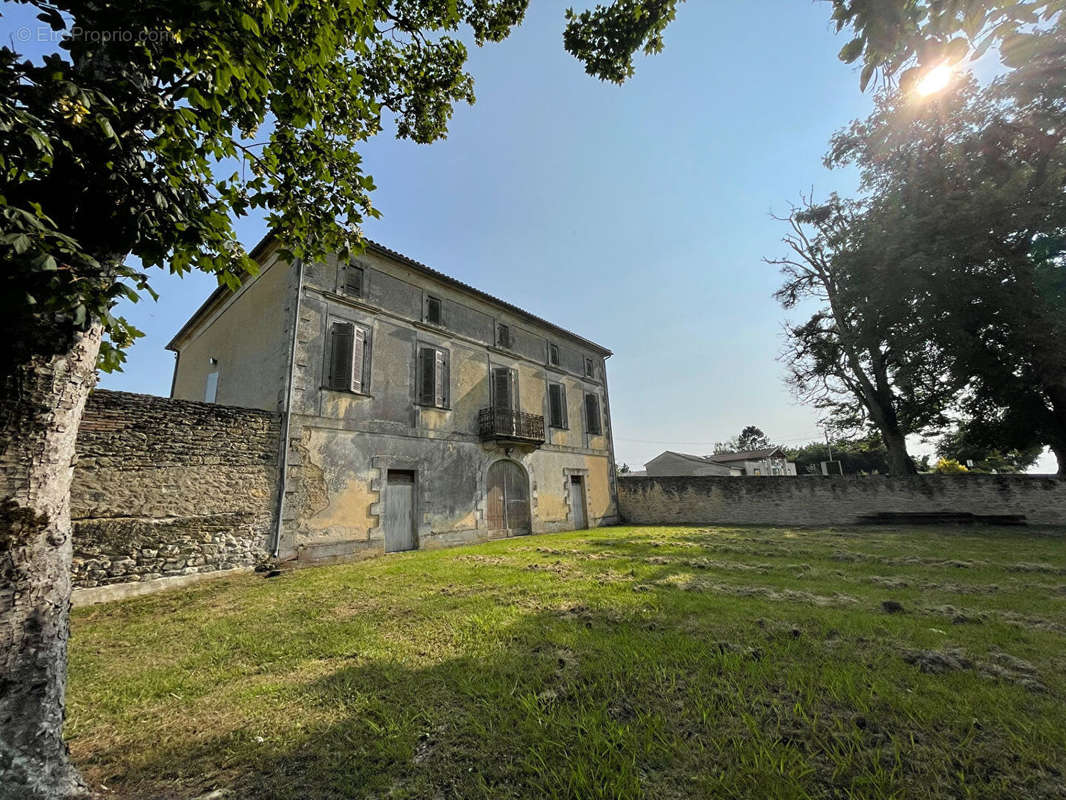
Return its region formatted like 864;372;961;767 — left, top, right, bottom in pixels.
618;474;1066;527
71;390;279;589
168;238;620;563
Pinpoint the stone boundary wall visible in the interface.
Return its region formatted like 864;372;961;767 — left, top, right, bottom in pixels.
71;390;280;593
618;475;1066;528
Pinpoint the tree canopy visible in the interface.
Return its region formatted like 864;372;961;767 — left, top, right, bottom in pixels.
714;425;774;454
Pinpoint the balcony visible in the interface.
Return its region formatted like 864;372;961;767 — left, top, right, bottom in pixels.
478;407;545;447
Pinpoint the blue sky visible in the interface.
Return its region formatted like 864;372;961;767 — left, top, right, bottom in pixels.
7;0;1054;471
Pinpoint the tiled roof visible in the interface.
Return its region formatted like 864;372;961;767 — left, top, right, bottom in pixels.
706;447;786;463
167;232;612;355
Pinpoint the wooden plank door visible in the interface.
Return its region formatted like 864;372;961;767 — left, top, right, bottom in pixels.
486;460;530;533
385;470;416;552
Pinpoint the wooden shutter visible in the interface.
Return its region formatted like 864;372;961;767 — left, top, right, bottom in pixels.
426;296;442;325
498;324;510;349
345;266;363;297
549;343;559;366
419;347;436;405
492;367;513;410
549;383;567;428
434;349;447;407
350;326;367;393
584;393;601;436
329;323;354;390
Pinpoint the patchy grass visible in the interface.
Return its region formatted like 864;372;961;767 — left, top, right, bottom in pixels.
69;525;1066;799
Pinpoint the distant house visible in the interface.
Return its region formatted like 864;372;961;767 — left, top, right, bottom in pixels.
645;448;797;477
705;448;798;477
644;451;734;477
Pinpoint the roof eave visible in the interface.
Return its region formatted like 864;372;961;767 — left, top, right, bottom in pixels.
165;232;614;357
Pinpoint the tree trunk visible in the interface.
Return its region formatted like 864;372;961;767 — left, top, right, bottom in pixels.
1048;388;1066;477
1050;441;1066;477
0;321;102;800
881;427;917;476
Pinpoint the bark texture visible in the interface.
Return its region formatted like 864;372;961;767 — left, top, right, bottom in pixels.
0;322;102;800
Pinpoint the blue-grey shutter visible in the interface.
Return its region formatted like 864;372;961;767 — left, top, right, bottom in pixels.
345;266;363;297
419;347;436;405
584;393;601;436
549;383;567;428
329;323;354;390
426;296;442;325
492;367;512;410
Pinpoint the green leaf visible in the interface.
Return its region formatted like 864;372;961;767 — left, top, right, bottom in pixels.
239;13;261;35
838;37;864;64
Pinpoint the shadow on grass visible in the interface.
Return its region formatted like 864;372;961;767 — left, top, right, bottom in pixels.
94;605;703;800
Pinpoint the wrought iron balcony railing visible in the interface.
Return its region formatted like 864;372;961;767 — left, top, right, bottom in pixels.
478;407;545;446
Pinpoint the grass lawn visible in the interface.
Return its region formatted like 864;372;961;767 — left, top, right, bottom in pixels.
68;525;1066;799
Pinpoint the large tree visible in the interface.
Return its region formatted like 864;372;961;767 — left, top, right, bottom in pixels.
0;2;695;796
936;423;1043;473
769;195;955;475
827;62;1066;473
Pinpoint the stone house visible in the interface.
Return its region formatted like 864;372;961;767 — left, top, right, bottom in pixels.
645;448;797;477
644;451;734;478
167;235;619;561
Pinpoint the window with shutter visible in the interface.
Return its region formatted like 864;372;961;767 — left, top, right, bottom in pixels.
584;357;595;378
434;349;447;407
584;392;602;436
548;343;560;366
418;346;449;408
419;347;436;405
492;367;516;410
345;265;364;297
328;322;354;390
497;324;511;349
351;326;367;393
548;383;567;429
426;295;442;325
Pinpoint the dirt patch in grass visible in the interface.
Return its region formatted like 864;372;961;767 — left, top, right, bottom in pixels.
902;647;1047;692
869;576;1001;594
919;604;1066;634
656;574;860;606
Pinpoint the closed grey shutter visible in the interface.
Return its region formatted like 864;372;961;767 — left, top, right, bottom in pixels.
549;383;567;428
426;296;442;325
585;393;601;435
345;266;363;297
351;326;367;393
329;323;354;390
419;347;436;405
492;367;512;410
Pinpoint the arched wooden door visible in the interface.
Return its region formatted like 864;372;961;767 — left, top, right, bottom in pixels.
486;460;531;534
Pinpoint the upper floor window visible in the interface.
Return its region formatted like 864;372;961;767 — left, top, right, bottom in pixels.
327;321;370;394
584;357;595;378
418;346;450;408
344;265;364;298
492;366;518;410
548;343;560;366
584;392;602;436
204;370;219;403
548;382;568;429
425;295;443;326
497;323;512;350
